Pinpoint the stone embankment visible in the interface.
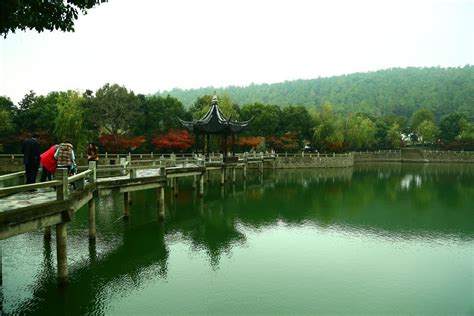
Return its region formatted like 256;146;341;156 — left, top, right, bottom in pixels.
353;150;401;162
353;149;474;163
1;150;473;173
272;153;353;168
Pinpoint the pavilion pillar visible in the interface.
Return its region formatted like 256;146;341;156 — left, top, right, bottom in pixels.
232;134;236;156
223;135;228;160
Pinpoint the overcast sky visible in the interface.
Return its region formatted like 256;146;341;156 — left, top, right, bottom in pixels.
0;0;472;103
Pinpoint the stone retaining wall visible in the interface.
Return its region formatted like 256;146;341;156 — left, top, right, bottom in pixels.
271;154;354;168
422;150;474;162
353;150;401;162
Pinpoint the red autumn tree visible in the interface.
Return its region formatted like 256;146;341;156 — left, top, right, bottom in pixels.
152;129;195;152
6;131;56;150
266;132;299;152
239;136;262;151
99;134;146;153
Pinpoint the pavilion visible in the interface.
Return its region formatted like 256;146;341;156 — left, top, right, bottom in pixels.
179;95;252;160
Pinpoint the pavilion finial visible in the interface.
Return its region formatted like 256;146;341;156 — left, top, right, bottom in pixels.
211;94;218;106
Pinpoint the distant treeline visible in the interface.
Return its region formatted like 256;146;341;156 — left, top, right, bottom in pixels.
157;66;474;119
1;67;473;154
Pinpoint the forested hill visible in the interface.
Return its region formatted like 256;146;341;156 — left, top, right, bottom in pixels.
156;66;474;119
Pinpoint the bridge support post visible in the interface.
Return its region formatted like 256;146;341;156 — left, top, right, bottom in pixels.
56;168;68;201
199;173;204;197
44;226;52;240
56;223;68;285
221;168;225;185
123;193;129;219
174;178;178;197
260;161;264;174
88;198;96;240
232;167;236;183
243;164;247;179
128;191;132;205
158;186;165;221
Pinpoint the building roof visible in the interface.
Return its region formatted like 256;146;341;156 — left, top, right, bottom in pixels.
179;95;252;134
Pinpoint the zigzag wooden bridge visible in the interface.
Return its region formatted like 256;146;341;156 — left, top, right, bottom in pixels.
0;153;275;285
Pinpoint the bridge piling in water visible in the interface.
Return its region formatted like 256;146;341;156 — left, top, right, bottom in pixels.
199;172;205;197
56;222;68;285
158;186;165;221
174;178;179;197
1;153;276;286
123;193;129;219
44;226;52;240
88;198;96;240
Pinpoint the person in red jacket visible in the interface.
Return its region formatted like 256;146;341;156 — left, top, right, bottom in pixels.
40;144;58;182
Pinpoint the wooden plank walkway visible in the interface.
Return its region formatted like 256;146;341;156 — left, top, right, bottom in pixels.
0;154;274;285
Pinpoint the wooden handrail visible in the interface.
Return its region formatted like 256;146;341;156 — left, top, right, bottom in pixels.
68;169;92;183
0;180;61;195
0;171;25;181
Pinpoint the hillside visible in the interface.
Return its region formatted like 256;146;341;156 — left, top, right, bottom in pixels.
156;66;474;119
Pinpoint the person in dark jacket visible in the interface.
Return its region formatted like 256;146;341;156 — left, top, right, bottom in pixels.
21;132;41;184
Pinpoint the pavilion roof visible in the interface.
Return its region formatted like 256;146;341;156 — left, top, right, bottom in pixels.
179;96;252;134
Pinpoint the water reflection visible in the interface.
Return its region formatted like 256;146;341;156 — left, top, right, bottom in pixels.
3;163;474;314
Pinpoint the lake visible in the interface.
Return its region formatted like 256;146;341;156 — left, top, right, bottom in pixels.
2;163;473;315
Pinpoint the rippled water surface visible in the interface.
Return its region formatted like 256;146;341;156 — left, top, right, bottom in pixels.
2;164;473;315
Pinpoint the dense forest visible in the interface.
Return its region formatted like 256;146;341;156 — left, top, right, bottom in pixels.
158;66;474;119
0;67;473;155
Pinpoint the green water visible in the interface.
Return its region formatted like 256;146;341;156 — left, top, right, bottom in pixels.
2;164;473;315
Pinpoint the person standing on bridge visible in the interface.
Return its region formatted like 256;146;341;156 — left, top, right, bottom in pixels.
40;144;59;182
55;141;76;176
86;142;99;166
21;132;41;184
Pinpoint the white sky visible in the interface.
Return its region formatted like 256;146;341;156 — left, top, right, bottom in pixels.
0;0;473;103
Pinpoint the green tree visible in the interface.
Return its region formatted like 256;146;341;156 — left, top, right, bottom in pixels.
0;109;14;152
457;119;474;145
0;96;15;112
345;114;377;150
411;108;435;132
439;112;468;143
387;122;402;148
93;83;140;142
54;91;86;149
189;95;213;119
240;103;281;136
1;0;105;37
313;103;345;152
280;105;312;141
417;120;439;144
13;90;59;135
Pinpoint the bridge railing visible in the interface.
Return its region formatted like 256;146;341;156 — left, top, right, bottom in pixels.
0;171;25;188
0;162;96;201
